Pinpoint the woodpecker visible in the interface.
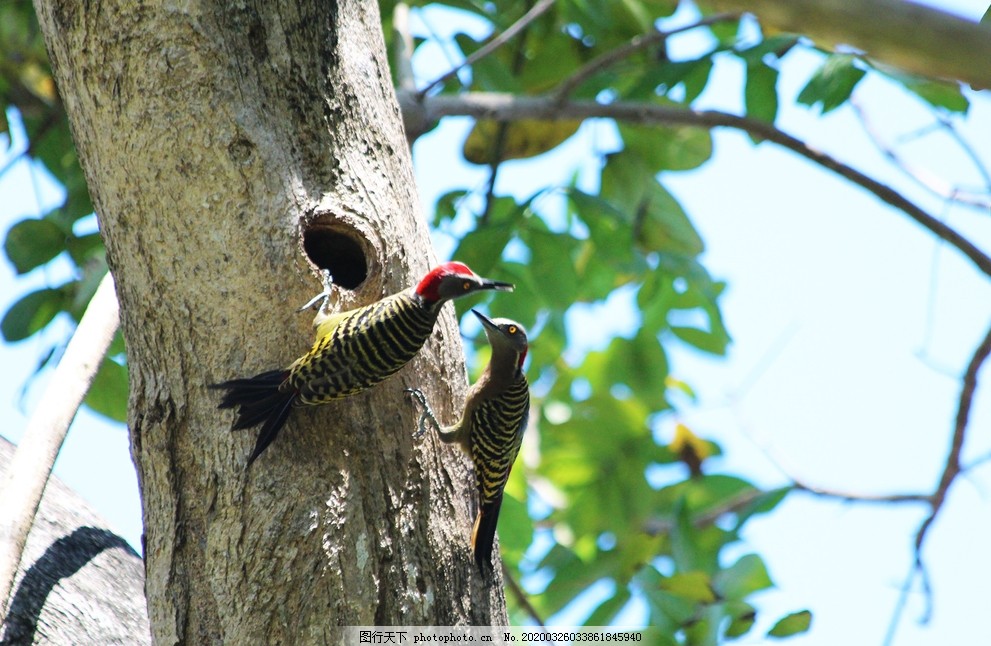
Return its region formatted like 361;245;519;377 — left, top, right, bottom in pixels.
407;309;530;574
212;262;513;466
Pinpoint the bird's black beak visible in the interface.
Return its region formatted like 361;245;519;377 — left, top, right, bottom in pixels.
471;308;499;331
477;277;514;292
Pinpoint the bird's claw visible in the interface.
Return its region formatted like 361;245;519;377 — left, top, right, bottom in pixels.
298;269;334;312
405;387;441;439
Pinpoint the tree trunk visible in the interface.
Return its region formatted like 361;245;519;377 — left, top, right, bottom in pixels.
32;0;506;642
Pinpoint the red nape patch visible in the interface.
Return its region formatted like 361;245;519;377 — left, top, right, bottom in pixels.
415;261;475;300
517;347;528;369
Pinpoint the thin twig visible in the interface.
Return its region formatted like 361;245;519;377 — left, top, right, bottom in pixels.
851;99;991;210
553;13;740;102
735;411;933;506
643;487;769;536
411;92;991;278
0;272;119;618
480;11;534;225
480;124;509;225
416;0;556;99
935;113;991;192
502;562;547;628
911;318;991;571
793;481;930;504
882;564;918;646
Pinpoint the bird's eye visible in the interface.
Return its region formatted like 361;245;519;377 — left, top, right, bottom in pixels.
462;281;471;291
508;326;517;334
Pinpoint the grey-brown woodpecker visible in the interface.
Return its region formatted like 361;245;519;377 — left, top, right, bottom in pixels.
212;262;513;466
407;309;530;573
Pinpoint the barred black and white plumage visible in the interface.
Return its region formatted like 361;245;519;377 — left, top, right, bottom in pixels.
289;290;439;403
407;309;530;575
211;262;513;466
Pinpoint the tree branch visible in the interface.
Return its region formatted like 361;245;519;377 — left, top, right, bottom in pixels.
502;563;547;628
416;0;556;99
643;487;769;536
912;318;991;565
792;481;930;504
705;0;991;90
0;272;119;618
411;92;991;277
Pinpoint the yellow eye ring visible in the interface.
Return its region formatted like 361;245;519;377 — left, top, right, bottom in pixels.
508;326;517;334
462;281;471;290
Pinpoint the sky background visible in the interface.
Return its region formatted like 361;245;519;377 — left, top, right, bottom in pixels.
1;2;989;645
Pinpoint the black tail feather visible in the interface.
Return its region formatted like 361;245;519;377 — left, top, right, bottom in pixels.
210;370;295;465
471;495;503;574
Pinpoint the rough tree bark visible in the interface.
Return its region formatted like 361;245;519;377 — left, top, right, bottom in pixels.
32;0;506;642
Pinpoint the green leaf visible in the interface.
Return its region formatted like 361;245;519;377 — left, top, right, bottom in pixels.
463;119;581;164
797;54;865;114
736;34;800;65
670;324;728;356
451;224;514;279
601;151;651;213
619;122;713;172
636;565;698;627
523;225;580;309
519;31;582;93
902;78;969;113
454;33;522;93
876;66;969;113
745;62;778;125
660;571;716;604
768;610;813;638
65;232;105;267
433;189;469;226
496;491;532;566
634;181;703;256
715;554;773;601
585;588;632;626
84;357;129;423
623;57;714;104
707;15;740;45
1;288;65;341
724;601;757;638
4;218;67;274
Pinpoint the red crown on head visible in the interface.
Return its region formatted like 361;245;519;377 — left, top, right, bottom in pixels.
415;261;477;300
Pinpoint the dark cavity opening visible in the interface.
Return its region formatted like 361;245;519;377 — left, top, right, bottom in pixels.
302;224;368;290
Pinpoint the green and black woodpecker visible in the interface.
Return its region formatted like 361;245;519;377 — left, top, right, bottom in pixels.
212;262;513;465
407;309;530;573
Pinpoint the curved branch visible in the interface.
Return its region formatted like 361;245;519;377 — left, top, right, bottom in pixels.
793;481;930;505
913;318;991;559
0;272;119;617
706;0;991;90
502;564;546;628
411;92;991;278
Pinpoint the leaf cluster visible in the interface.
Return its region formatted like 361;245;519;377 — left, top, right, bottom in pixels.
0;1;125;422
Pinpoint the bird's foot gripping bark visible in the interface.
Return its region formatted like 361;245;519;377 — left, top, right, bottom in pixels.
405;388;442;438
298;269;335;312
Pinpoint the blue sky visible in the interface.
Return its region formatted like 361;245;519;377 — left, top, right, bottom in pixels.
2;1;989;644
